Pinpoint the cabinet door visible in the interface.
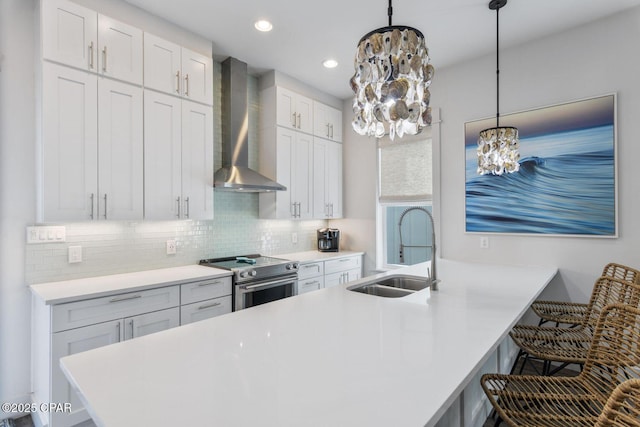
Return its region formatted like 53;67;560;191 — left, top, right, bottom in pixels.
144;90;182;220
42;62;98;222
180;296;232;325
275;127;294;218
313;101;342;142
52;320;122;427
97;15;143;84
276;87;297;130
291;132;313;219
313;102;331;139
313;138;329;218
326;140;343;218
328;106;343;142
98;78;143;220
181;101;214;220
123;307;180;340
181;48;213;105
42;0;97;71
143;33;181;96
295;94;313;134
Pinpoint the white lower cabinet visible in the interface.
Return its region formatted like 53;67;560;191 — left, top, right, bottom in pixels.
296;255;362;294
180;276;232;325
325;268;361;288
180;297;232;324
32;273;232;427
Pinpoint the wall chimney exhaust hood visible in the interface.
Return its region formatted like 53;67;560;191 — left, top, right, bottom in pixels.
214;57;286;192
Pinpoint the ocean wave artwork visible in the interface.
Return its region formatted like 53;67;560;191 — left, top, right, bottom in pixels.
464;95;616;236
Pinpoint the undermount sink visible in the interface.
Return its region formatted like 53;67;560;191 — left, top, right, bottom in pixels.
348;274;431;298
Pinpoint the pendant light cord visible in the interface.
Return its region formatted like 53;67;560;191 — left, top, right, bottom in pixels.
496;5;500;128
388;0;393;26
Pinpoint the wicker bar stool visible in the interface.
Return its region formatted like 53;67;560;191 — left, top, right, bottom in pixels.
531;263;640;327
510;276;640;375
482;303;640;427
596;378;640;426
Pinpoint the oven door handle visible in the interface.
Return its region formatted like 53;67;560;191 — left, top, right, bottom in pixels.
241;277;296;292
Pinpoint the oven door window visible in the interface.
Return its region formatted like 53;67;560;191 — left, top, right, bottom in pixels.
246;283;292;307
238;277;297;310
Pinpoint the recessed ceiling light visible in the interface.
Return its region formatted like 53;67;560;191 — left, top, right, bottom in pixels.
254;20;273;32
322;59;338;69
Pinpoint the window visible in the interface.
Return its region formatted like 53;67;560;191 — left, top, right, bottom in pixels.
377;131;434;269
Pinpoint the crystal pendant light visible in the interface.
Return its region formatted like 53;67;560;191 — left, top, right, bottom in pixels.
350;0;434;141
477;0;520;175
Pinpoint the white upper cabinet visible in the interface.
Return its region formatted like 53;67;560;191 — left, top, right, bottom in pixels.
143;90;183;220
276;87;313;134
181;101;214;220
313;101;343;142
144;33;213;105
97;78;144;220
42;0;142;84
97;15;143;84
41;62;143;222
144;91;214;220
313;138;343;219
259;127;313;220
42;0;97;71
42;62;98;222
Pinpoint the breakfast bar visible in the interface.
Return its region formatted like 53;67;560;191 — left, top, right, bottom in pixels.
60;259;557;427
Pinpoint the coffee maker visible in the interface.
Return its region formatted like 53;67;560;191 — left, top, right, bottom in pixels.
317;228;340;252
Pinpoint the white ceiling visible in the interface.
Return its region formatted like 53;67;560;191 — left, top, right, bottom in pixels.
124;0;640;100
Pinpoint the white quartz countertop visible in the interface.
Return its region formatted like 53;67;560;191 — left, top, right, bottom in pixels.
30;265;232;305
276;250;364;263
60;259;556;427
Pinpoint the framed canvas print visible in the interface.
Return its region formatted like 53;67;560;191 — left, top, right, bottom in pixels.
464;94;617;237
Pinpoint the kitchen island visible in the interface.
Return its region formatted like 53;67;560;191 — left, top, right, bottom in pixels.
60;259;557;427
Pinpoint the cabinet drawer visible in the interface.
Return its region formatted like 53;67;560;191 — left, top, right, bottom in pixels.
52;286;180;332
324;256;361;274
325;268;361;288
297;261;324;280
180;276;232;305
180;296;232;325
298;277;324;295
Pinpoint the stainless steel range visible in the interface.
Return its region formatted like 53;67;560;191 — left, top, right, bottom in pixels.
199;254;299;311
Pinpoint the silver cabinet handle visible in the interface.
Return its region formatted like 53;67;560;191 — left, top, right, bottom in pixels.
330;203;334;217
297;113;301;129
129;319;134;338
102;45;107;72
292;112;296;128
185;197;190;218
198;301;221;310
176;71;181;94
109;294;142;303
184;74;189;96
116;322;121;341
330;124;334;138
103;194;108;219
89;42;94;69
326;123;330;138
90;193;95;219
176;196;181;218
198;280;223;287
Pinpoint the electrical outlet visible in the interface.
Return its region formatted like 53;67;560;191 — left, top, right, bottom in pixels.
68;246;82;263
166;239;177;255
480;236;490;249
291;232;298;244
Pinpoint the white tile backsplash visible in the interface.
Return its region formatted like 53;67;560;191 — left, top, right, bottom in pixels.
26;192;325;284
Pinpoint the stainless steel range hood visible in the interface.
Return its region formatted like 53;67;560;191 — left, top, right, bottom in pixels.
214;57;286;192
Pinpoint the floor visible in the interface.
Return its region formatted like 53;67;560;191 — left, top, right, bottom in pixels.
4;358;577;427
